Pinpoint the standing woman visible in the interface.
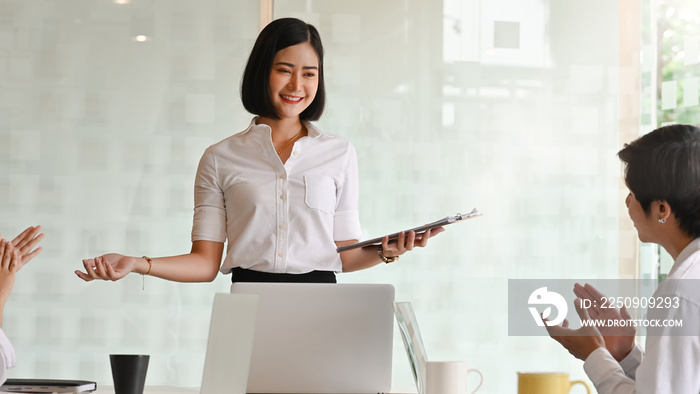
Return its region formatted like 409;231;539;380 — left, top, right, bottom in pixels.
76;18;442;284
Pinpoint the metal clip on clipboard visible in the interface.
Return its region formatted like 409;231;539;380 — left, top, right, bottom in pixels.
336;208;483;253
450;207;482;222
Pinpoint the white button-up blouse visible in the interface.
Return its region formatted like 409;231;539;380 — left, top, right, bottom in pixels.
191;118;362;274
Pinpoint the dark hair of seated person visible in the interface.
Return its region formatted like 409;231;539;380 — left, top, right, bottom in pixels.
618;123;700;238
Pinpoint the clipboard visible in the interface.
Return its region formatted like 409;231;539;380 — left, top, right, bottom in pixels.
336;208;482;253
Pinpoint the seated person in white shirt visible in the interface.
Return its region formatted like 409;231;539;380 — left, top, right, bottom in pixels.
0;226;44;385
75;18;444;285
545;124;700;393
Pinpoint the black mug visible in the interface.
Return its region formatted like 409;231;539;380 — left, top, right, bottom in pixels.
109;354;150;394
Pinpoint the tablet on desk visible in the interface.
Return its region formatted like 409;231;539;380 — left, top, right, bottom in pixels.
336;208;483;252
1;379;97;393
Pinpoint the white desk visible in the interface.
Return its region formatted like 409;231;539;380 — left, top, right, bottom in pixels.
92;386;413;394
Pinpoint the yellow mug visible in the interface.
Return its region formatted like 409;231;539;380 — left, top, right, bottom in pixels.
517;373;591;394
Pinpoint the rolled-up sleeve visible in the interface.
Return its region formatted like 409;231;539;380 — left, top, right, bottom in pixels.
192;146;227;243
0;328;15;385
333;143;362;242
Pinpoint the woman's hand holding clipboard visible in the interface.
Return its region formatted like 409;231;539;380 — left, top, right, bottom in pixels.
336;208;483;253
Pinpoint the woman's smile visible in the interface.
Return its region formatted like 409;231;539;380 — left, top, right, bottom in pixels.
280;94;304;103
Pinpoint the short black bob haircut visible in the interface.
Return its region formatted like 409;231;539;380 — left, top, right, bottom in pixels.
618;124;700;238
240;18;325;121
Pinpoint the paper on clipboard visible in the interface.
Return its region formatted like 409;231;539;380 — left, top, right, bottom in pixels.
336;208;482;253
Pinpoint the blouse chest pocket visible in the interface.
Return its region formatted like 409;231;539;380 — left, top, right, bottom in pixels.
304;175;336;214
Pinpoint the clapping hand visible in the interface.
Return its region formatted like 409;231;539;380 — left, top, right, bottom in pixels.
0;229;43;325
544;295;606;361
0;226;44;266
0;239;24;307
573;283;635;361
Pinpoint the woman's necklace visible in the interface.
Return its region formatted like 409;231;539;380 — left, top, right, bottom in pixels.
276;125;305;155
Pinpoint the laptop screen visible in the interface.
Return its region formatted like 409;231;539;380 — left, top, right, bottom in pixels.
231;282;395;394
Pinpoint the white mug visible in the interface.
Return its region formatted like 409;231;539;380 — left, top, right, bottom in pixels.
425;360;483;394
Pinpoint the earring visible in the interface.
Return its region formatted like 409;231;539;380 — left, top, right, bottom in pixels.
659;218;666;224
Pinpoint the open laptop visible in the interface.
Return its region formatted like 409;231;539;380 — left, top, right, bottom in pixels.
199;293;259;394
393;302;429;394
231;282;395;394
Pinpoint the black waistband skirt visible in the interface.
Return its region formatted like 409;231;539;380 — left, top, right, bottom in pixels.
231;267;336;284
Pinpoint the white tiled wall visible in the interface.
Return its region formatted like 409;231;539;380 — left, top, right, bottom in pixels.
0;0;679;392
274;0;630;392
0;0;257;387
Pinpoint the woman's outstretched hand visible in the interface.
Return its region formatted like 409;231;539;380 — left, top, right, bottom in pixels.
76;254;139;282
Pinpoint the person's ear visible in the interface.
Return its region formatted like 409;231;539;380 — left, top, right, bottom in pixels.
656;200;672;223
